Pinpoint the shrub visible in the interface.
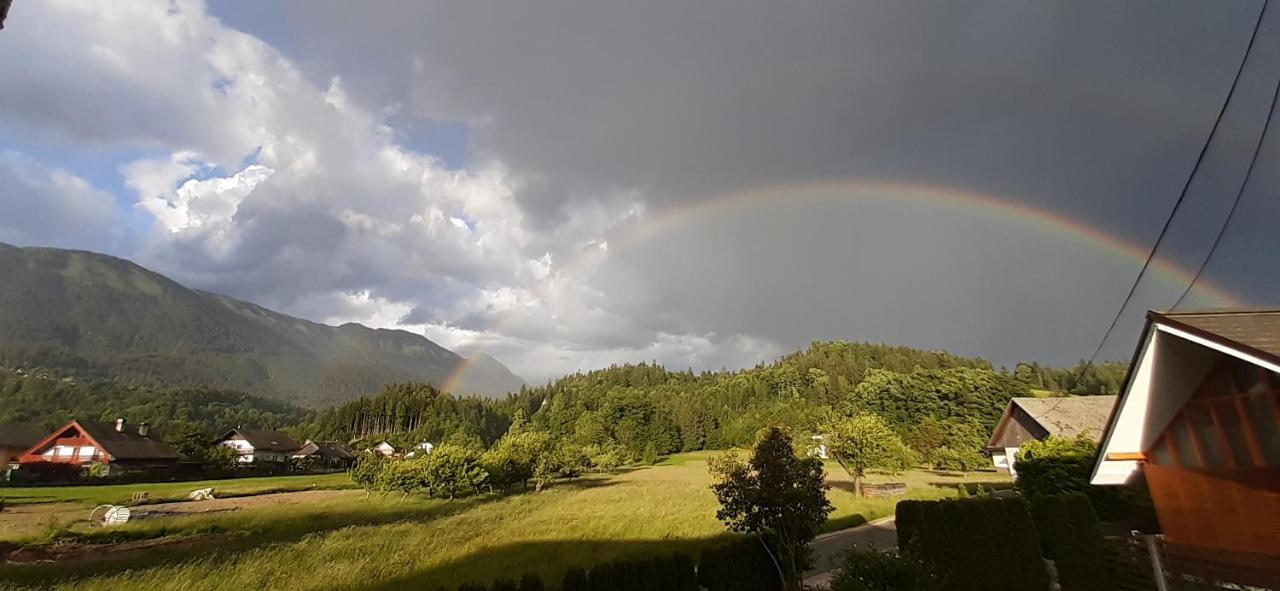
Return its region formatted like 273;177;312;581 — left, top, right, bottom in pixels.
560;567;589;591
489;579;518;591
829;548;933;591
698;539;783;591
671;552;699;591
1029;494;1111;591
516;573;544;591
897;497;1048;591
588;562;618;589
349;451;388;488
895;500;924;553
1014;434;1154;526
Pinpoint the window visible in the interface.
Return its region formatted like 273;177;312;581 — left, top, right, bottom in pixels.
78;446;97;460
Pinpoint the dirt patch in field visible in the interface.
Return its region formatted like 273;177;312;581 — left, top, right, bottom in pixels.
0;489;358;560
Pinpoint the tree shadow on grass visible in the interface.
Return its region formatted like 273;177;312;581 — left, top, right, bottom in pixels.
0;493;496;588
330;536;732;591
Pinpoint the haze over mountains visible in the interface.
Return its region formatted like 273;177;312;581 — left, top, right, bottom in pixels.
0;243;526;406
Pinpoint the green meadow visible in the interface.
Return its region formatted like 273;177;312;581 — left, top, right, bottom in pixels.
0;454;1006;591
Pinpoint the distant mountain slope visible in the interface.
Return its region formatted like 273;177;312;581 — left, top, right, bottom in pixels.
0;243;525;406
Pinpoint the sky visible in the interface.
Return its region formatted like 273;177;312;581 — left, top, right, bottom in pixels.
1;0;1278;383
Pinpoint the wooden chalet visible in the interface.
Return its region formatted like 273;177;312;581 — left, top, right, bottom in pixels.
16;418;181;475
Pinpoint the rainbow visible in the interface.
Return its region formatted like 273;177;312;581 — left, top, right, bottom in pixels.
439;180;1244;394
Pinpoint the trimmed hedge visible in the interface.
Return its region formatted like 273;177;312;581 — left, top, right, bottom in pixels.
560;567;589;591
897;497;1048;591
698;538;783;591
566;552;698;591
1029;494;1111;591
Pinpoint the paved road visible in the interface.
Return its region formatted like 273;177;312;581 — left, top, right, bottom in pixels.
803;516;898;589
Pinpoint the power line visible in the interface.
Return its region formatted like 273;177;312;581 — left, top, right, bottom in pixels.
1173;64;1280;309
1083;0;1269;368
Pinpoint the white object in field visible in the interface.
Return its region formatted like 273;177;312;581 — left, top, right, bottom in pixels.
89;504;131;525
188;487;216;501
105;505;131;525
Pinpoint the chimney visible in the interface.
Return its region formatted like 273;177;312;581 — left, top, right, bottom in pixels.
115;418;126;432
138;422;150;438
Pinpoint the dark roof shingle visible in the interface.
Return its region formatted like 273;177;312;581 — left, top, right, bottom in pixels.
1010;396;1116;440
294;440;355;459
78;421;182;460
0;423;47;449
1153;309;1280;364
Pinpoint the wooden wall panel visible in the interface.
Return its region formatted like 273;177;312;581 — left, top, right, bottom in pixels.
1144;464;1280;558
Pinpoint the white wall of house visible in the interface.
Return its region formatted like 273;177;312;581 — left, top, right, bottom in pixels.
1092;325;1231;485
220;439;258;463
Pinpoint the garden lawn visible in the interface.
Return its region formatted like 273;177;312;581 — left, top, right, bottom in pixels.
0;454;1007;591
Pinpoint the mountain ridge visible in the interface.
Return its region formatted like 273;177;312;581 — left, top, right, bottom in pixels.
0;242;526;406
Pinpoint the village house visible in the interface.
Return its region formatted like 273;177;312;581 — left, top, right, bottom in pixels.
215;428;301;465
985;395;1115;475
371;441;397;457
1091;309;1280;586
15;418;181;476
404;441;435;458
292;440;356;469
0;423;46;478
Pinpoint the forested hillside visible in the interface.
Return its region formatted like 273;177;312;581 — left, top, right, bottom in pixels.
297;341;1121;468
2;329;1125;468
0;243;525;405
0;368;306;433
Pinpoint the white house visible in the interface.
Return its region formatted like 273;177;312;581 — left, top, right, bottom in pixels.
985;395;1115;475
371;441;397;457
215;428;301;465
404;441;435;458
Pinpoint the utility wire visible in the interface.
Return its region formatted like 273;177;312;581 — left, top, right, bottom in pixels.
1083;0;1269;369
1173;63;1280;309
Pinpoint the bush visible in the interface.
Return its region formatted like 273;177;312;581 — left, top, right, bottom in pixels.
560;567;589;591
671;552;698;591
516;573;544;591
1014;434;1150;524
489;579;518;591
1029;494;1111;591
896;497;1048;591
698;539;783;591
830;548;933;591
588;562;618;589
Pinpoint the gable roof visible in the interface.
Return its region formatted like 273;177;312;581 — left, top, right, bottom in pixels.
1011;396;1116;439
987;396;1116;449
0;423;47;449
24;420;181;460
219;428;300;452
294;440;355;459
1092;308;1280;485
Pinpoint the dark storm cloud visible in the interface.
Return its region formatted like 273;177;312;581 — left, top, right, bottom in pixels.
213;0;1280;369
3;0;1278;382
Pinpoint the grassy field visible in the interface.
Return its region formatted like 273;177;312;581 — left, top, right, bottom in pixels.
0;454;1007;591
0;472;355;507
